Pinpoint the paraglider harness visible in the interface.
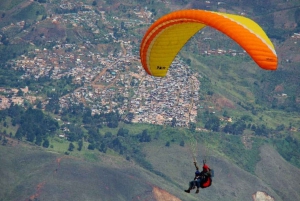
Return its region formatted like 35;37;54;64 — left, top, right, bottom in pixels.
194;160;213;188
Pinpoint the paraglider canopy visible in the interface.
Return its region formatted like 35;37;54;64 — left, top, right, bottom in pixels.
140;9;278;77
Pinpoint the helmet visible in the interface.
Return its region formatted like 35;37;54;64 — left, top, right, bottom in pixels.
203;164;209;172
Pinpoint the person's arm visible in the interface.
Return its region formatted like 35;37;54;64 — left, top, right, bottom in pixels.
194;161;199;170
193;162;199;180
207;168;212;177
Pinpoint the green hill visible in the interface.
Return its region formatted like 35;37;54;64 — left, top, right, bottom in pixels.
1;133;300;201
0;0;300;201
0;140;161;201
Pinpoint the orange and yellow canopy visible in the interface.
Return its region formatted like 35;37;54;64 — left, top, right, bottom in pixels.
140;9;277;77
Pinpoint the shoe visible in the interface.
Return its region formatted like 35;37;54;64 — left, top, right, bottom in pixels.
184;190;190;193
195;189;199;194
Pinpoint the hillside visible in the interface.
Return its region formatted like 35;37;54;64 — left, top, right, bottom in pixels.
1;135;300;201
0;0;300;201
0;139;162;201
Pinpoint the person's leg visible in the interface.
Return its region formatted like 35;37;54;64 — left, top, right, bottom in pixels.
184;181;195;193
190;181;196;189
195;179;201;193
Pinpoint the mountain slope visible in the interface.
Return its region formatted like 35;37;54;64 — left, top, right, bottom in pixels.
143;141;300;201
0;142;160;201
0;0;300;201
255;145;300;201
1;137;299;201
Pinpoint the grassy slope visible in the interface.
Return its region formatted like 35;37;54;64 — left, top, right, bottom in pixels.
0;0;299;200
0;0;25;11
180;48;300;132
255;145;300;201
144;142;277;201
0;144;58;201
1;133;300;201
0;142;164;201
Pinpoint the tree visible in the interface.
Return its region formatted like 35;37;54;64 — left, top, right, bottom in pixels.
186;58;191;65
87;126;101;142
82;108;92;124
204;115;220;132
35;135;42;146
45;94;60;113
223;110;229;118
255;124;268;136
138;129;151;142
154;131;160;140
117;128;125;137
105;132;112;138
2;137;8;145
125;112;134;123
68;142;75;151
105;112;119;128
88;143;95;150
15;128;23;140
77;140;83;151
276;124;285;131
99;143;107;153
207;91;214;96
17;89;24;96
189;122;196;132
241;115;253;122
111;138;122;149
121;21;125;30
42;139;50;148
171;117;177;127
117;128;128;137
27;131;35;142
67;124;84;142
223;120;246;135
36;99;43;109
